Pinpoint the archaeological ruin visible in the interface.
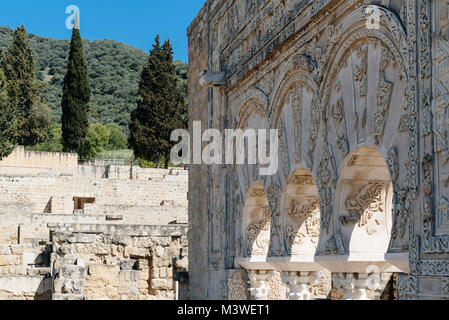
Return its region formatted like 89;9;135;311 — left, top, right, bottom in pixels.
0;146;189;300
187;0;449;299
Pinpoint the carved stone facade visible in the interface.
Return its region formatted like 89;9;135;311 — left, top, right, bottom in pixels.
188;0;449;299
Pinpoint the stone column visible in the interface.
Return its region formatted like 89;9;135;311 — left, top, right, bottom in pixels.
332;272;391;300
282;271;318;300
247;270;273;300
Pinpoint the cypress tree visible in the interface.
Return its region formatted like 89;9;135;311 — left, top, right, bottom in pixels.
61;15;91;153
1;25;50;147
0;68;17;159
129;35;184;166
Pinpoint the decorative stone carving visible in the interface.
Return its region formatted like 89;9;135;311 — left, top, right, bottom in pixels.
246;207;270;256
227;270;248;300
419;0;431;80
306;97;321;169
290;86;303;164
332;98;344;124
396;275;418;300
285;204;320;248
421;89;432;136
422;236;449;254
443;176;449;188
422;154;434;237
340;183;386;235
406;0;420;199
398;99;409;133
282;271;318;300
337;134;349;158
354;45;368;98
332;273;390;300
442;277;449;295
289;175;315;185
267;178;283;256
251;189;267;198
321;234;344;255
247;271;273;300
267;271;283;300
278;117;290;180
373;49;393;145
287;197;319;216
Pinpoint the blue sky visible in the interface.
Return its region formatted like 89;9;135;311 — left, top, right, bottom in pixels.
0;0;206;62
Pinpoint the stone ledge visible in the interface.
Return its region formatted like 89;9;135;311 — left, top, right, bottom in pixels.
48;223;188;237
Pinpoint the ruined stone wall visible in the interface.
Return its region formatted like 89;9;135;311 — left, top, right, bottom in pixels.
0;148;189;300
0;146;77;175
50;224;188;300
0;166;188;244
0;243;52;300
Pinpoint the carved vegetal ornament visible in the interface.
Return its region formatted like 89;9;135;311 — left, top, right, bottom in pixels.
340;183;386;235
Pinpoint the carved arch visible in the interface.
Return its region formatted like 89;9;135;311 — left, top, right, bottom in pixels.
314;5;410;259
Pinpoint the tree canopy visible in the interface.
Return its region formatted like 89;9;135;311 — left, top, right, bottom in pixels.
0;25;51;148
61;24;91;152
129;36;185;165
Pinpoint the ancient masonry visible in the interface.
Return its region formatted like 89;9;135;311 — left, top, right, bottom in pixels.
188;0;449;299
0;146;189;300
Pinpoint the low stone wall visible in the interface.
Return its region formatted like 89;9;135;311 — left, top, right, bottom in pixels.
51;224;189;300
0;244;52;300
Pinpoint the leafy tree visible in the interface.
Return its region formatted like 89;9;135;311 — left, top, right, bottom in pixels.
61;21;91;153
78;123;109;160
29;123;63;153
0;25;50;147
129;36;184;167
0;68;17;159
105;123;127;150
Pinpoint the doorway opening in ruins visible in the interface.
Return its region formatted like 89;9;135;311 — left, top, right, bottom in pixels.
73;197;96;214
337;146;393;255
282;168;320;256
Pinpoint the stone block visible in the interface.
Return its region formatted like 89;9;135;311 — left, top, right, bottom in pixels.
151;278;174;290
11;245;24;255
118;270;140;282
0;246;11;255
153;257;171;268
159;267;167;278
88;264;119;276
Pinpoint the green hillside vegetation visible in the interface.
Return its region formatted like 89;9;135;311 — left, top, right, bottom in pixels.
0;26;188;135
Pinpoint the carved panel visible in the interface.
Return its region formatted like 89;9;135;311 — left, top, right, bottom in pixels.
396;275;418;300
340;183;387;235
306;97;321;169
422;154;434;237
279;117;290;180
246;207;271;256
373;47;394;145
227;270;248;300
290;86;303;164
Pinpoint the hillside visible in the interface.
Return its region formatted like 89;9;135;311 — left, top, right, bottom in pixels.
0;26;188;134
